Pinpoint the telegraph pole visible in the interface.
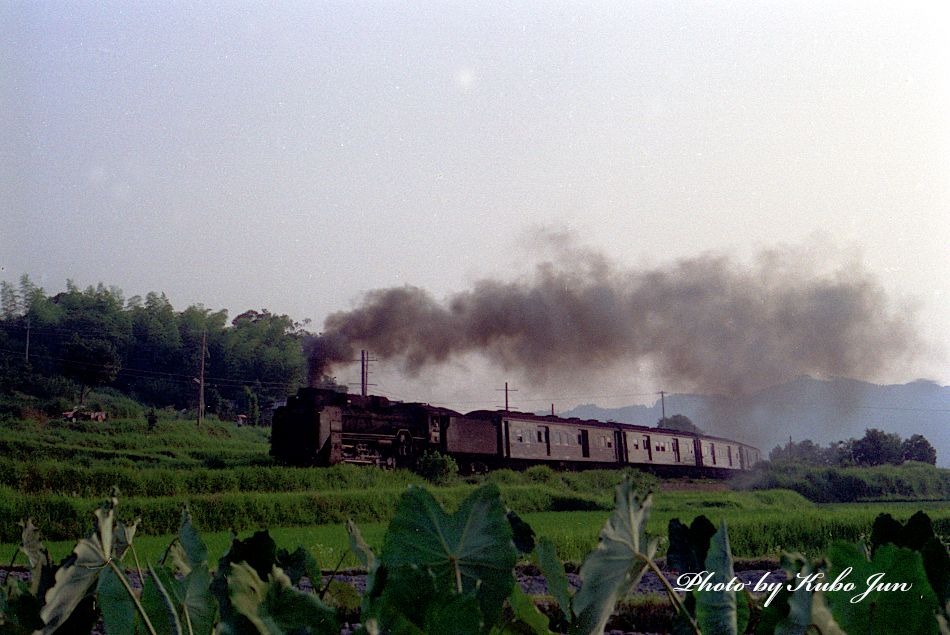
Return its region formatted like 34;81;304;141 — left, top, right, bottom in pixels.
659;390;666;421
352;350;377;397
495;382;518;411
24;316;29;364
197;332;206;428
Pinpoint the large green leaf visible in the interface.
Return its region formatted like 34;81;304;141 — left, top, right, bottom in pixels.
870;511;950;609
0;577;44;633
346;519;379;619
168;511;209;577
380;484;517;626
228;562;338;635
141;565;184;635
507;510;536;555
149;563;216;635
694;521;738;635
275;548;319;589
535;537;571;622
570;479;657;635
113;518;140;562
423;591;483;635
498;584;554;635
98;566;136;635
667;516;716;576
19;518;54;599
212;529;283;635
38;497;117;634
825;542;940;635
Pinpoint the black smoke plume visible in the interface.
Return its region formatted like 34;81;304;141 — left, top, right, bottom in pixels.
308;245;918;395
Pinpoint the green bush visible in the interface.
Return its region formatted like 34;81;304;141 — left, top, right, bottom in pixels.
733;461;950;502
415;450;459;485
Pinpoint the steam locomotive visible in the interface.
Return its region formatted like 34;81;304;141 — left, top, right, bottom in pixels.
270;387;762;475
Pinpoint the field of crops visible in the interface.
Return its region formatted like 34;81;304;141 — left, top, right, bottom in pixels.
2;415;948;570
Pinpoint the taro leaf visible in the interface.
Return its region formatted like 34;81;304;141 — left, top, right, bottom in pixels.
668;516;717;635
755;553;812;635
825;542;940;635
423;591;483;635
501;584;553;635
736;588;752;635
19;518;49;571
19;518;54;598
347;519;378;612
809;592;847;635
227;531;278;581
570;479;657;635
694;521;737;635
228;562;338;635
380;484;517;627
507;510;536;555
276;547;319;588
169;510;209;576
667;515;716;574
180;567;216;635
870;513;904;554
869;511;949;608
213;530;283;635
97;566;136;635
361;565;434;635
0;577;44;633
113;518;140;561
150;564;216;635
535;537;571;621
751;554;847;635
346;520;376;571
920;536;950;609
904;511;939;551
141;565;183;635
38;496;116;634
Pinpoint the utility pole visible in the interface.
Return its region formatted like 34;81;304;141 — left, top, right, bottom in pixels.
361;350;368;397
351;350;377;397
24;316;29;364
659;390;666;421
197;332;206;428
495;382;518;411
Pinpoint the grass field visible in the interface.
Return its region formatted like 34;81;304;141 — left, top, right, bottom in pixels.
2;415;947;571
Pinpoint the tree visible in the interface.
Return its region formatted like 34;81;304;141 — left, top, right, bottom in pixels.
769;438;831;465
62;337;121;403
1;281;20;318
901;434;937;465
849;428;903;467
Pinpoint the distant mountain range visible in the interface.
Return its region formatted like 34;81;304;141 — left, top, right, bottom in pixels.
558;377;950;467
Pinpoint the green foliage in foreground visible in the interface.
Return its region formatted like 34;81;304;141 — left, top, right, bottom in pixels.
3;481;949;634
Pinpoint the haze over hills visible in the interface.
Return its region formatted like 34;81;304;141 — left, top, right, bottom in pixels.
559;377;950;467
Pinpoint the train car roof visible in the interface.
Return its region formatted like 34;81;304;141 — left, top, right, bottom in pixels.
461;409;760;451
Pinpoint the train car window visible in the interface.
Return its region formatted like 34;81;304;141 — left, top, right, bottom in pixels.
578;433;583;444
537;430;543;442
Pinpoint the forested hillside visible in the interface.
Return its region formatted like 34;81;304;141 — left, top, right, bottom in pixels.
0;275;313;420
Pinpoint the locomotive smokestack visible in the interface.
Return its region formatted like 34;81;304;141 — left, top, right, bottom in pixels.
308;241;920;396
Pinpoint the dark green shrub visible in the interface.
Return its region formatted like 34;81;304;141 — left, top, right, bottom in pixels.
415;450;459;485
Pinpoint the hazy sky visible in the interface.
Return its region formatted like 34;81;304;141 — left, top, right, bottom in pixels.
2;2;948;409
